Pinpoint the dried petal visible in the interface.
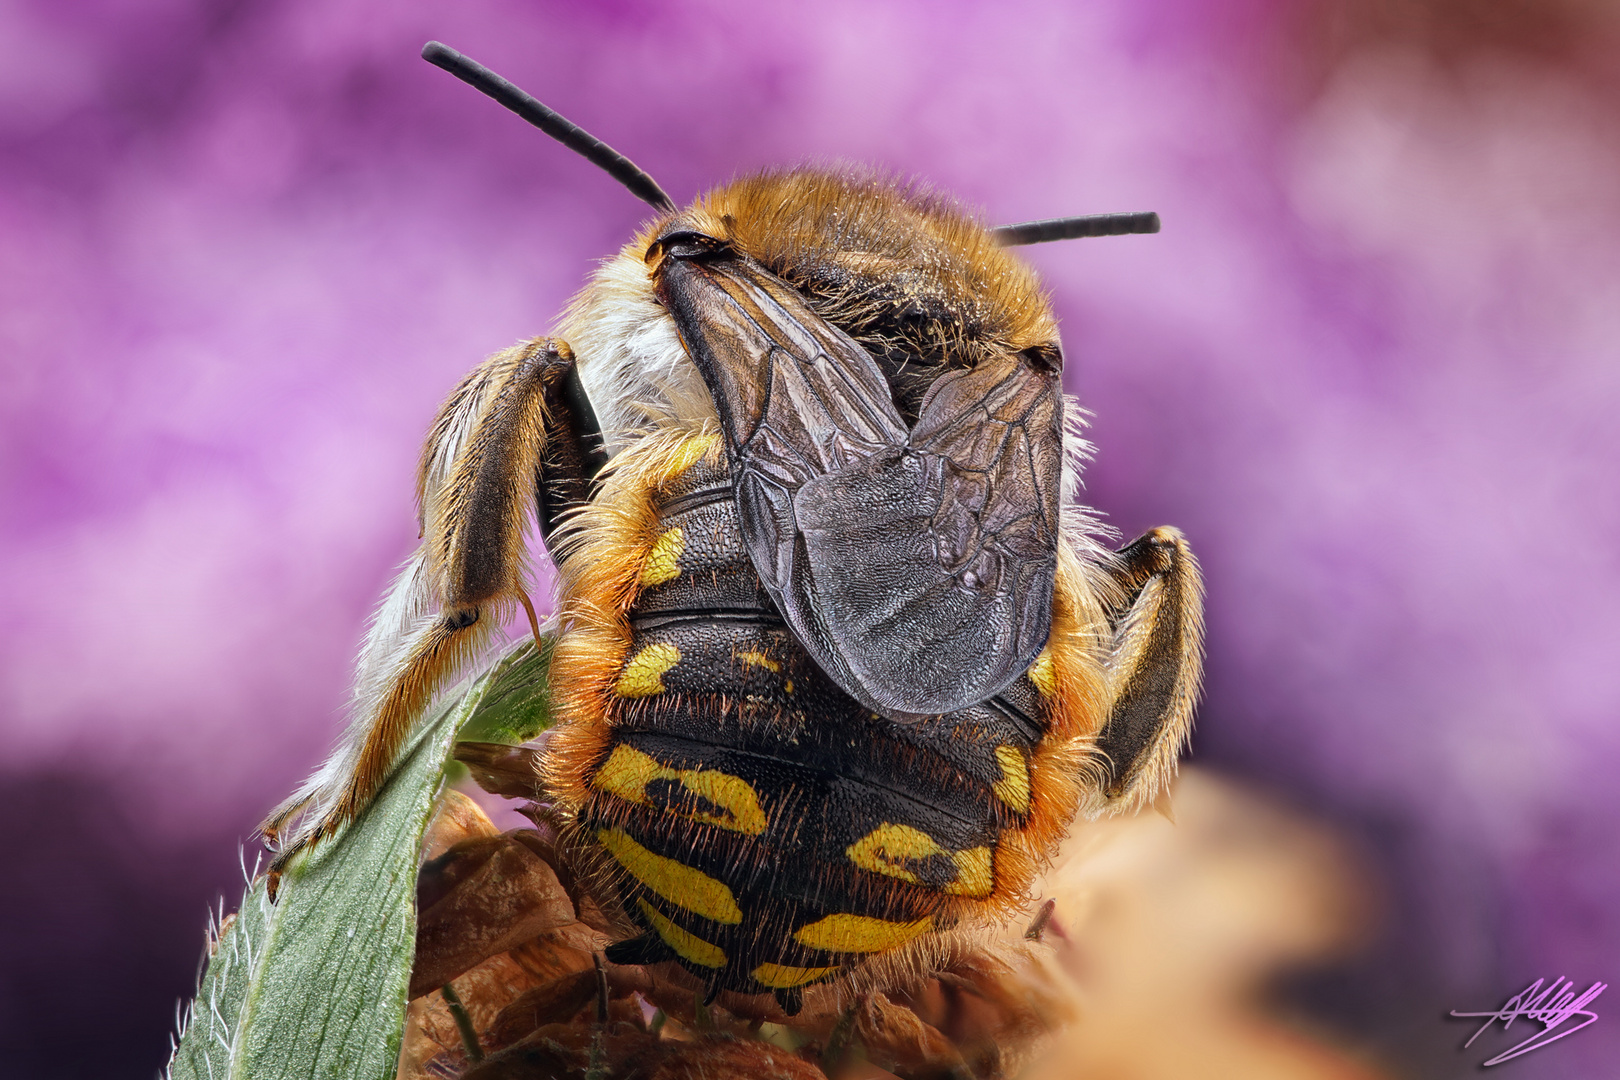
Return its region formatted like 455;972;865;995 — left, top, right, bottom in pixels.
456;740;547;800
411;831;577;998
461;1021;655;1080
421;789;501;862
506;933;599;984
648;1035;827;1080
932;945;1064;1056
396;997;444;1080
854;992;969;1080
483;968;597;1051
505;829;620;935
398;952;547;1079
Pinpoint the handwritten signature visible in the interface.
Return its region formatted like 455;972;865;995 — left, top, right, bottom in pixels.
1450;976;1606;1066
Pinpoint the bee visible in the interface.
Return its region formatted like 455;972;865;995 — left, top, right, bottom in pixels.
262;42;1204;1017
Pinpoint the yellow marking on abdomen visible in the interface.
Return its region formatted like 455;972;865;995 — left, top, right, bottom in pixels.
847;824;995;898
597;828;743;924
639;526;685;586
793;913;933;954
737;649;780;672
992;745;1031;813
847;823;944;885
945;846;993;897
614;642;680;698
592;744;767;835
752;962;839;989
637;898;725;968
1027;647;1056;697
679;768;767;836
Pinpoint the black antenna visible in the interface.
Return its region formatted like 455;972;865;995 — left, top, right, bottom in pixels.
993;211;1160;246
421;41;675;213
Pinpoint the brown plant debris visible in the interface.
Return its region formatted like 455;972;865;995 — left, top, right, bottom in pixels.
398;765;1396;1080
411;829;579;999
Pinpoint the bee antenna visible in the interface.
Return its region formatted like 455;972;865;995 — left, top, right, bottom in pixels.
993;211;1160;246
421;41;676;213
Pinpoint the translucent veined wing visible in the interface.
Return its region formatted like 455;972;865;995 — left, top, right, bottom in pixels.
654;238;1062;718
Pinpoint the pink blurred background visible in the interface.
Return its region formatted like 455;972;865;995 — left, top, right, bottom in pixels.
2;1;1617;1076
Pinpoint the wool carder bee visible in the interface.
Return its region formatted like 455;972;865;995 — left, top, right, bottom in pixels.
262;42;1204;1016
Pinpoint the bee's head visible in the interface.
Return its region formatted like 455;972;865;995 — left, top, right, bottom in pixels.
642;171;1063;424
420;42;1155;442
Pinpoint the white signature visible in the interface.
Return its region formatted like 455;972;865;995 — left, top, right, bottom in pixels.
1450;976;1606;1066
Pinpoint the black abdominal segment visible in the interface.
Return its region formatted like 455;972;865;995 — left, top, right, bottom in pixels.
582;454;1048;1012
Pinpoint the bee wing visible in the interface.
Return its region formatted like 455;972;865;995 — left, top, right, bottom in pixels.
657;251;1060;717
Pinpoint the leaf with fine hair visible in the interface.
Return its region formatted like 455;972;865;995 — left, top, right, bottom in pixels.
456;634;555;745
168;638;552;1080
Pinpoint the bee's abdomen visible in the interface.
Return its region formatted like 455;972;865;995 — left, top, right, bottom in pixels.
556;442;1048;1011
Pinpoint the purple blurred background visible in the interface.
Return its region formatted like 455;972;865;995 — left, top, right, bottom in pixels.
3;1;1617;1076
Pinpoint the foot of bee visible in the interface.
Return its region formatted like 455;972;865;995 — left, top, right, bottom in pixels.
258;827;300;903
254;601;498;903
1093;526;1204;808
256;810;304;903
261;816;338;901
516;586;544;649
256;815;317;903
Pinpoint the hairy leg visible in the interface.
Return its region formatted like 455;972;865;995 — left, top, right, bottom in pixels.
261;338;603;892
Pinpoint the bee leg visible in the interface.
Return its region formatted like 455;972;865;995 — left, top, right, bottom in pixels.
515;587;544;650
532;357;607;553
521;355;605;646
261;338;604;891
1093;527;1205;811
604;933;676;967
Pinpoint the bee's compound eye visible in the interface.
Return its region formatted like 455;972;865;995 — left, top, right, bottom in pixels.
654;230;730;262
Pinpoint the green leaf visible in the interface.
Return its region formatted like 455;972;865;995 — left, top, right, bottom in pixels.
167;647;532;1080
455;634;556;745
